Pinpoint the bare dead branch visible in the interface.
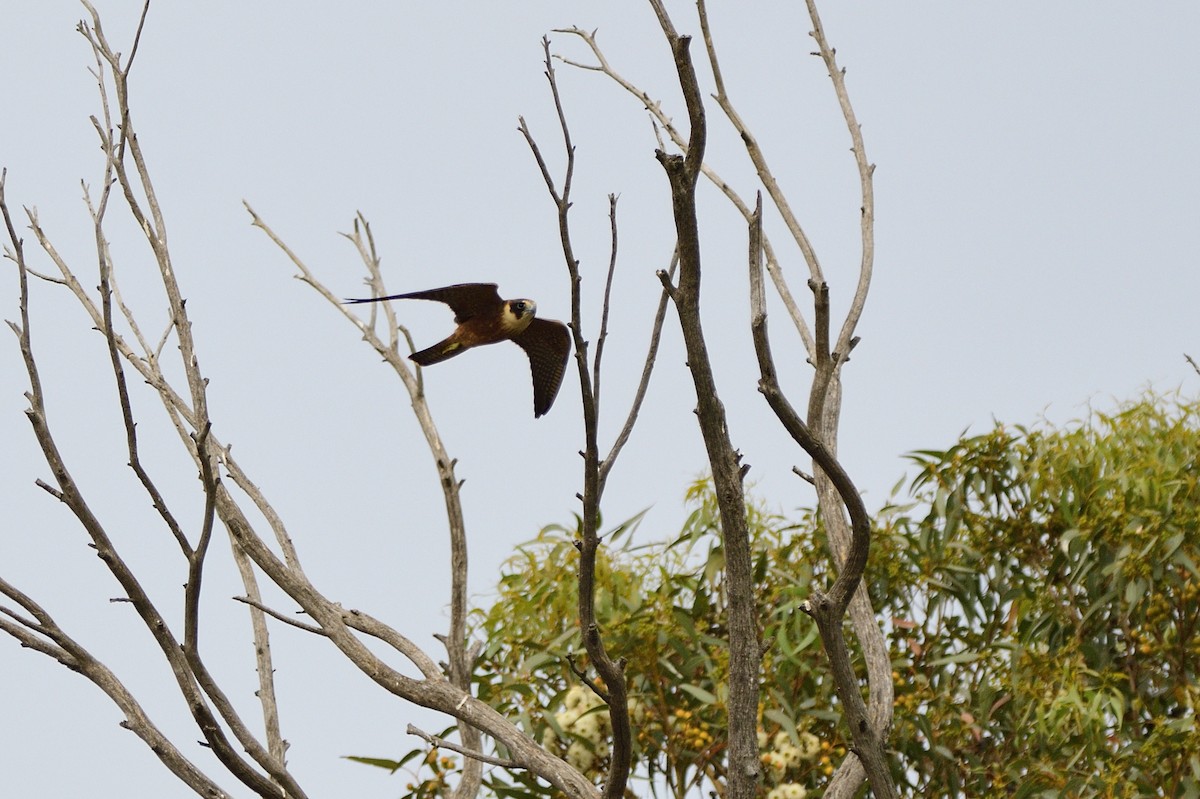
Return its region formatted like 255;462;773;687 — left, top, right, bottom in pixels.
747;205;875;600
645;9;761;799
10;14;317;796
4;165;259;799
0;579;233;798
748;198;896;798
519;36;633;799
214;503;602;799
32;478;64;500
0;575;79;667
87;13;303;790
342;609;445;681
0;616;76;665
554;26;814;356
12;265;67;285
804;0;876;363
85;136;193;558
791;466;816;484
230;538;289;769
179;427;290;784
797;6;893;793
25;131;314;795
247;203;486;797
697;0;826;288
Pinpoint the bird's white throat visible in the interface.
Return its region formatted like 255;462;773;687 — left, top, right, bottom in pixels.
501;301;536;334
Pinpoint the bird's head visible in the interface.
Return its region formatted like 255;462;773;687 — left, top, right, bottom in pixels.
508;299;536;318
501;299;537;333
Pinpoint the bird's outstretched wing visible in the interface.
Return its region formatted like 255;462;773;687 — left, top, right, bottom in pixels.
346;283;502;323
512;318;572;418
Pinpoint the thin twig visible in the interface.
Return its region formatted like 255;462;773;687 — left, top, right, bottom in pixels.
407;725;519;769
599;252;676;495
234;596;325;634
697;0;825;287
566;650;611;704
791;466;815;485
592;194;620;409
804;0;875;363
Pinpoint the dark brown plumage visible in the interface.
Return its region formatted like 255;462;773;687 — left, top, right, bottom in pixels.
346;283;571;418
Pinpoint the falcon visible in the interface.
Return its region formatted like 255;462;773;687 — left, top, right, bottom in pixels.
346;283;571;418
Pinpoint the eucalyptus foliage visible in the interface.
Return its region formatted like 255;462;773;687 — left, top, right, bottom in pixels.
883;393;1199;796
370;393;1199;799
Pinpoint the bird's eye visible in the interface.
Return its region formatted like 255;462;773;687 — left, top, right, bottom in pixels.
514;301;527;311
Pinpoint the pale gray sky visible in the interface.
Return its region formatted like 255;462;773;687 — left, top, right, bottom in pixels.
2;3;1198;797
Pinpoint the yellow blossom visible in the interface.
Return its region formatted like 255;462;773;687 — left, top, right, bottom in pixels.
761;751;787;776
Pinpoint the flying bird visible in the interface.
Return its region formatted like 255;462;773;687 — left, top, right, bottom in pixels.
346;283;571;418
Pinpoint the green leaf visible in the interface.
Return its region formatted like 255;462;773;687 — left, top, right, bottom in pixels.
679;684;718;705
764;708;796;732
343;755;405;772
928;651;981;667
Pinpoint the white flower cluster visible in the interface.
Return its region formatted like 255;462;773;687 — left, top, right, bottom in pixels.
627;697;649;725
541;685;612;773
758;726;820;796
766;783;807;799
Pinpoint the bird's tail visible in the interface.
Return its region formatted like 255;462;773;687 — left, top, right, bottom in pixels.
410;337;468;366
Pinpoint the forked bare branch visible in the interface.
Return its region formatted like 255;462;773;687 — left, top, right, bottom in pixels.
5;172;302;799
553;26;814;357
245;204;486;799
0;576;230;797
749;200;896;797
518;35;645;799
696;0;825;288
